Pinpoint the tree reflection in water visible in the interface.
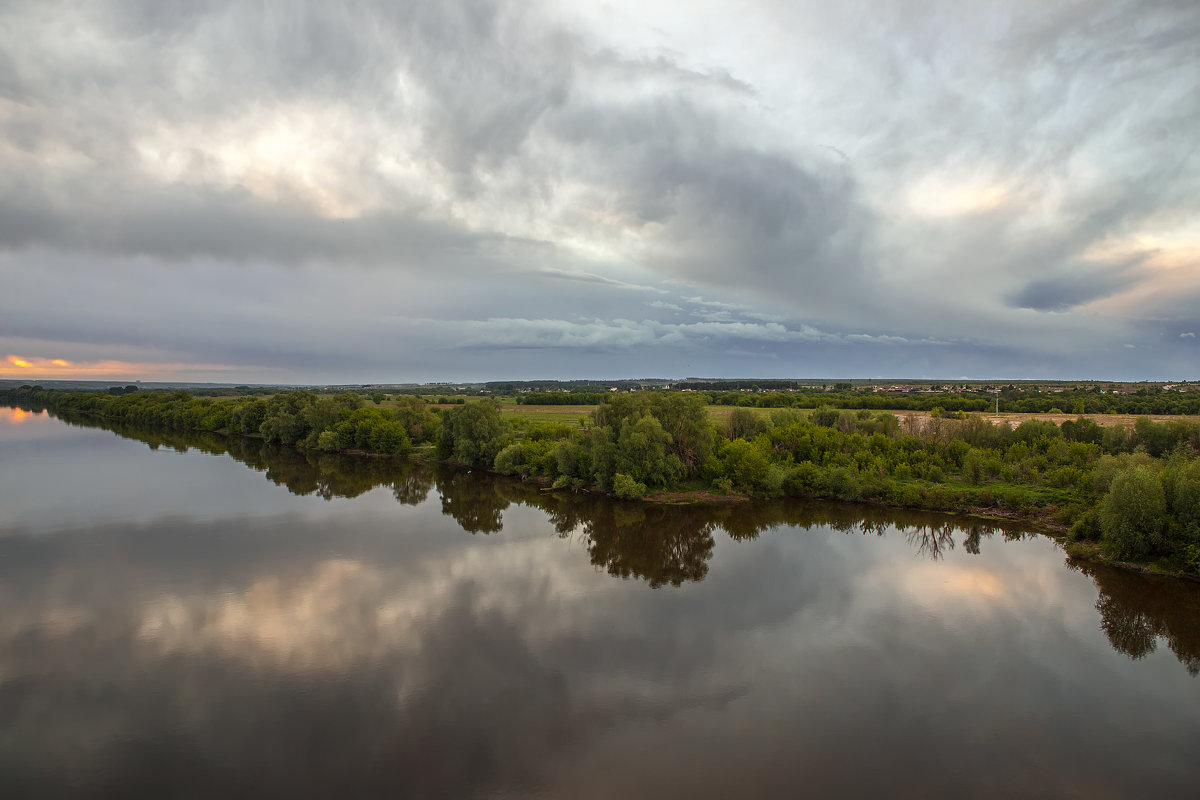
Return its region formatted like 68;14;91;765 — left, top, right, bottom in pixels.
49;415;1200;673
435;467;509;534
578;502;715;588
1074;562;1200;675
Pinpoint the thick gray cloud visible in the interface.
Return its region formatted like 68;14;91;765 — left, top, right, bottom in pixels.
1;0;1198;380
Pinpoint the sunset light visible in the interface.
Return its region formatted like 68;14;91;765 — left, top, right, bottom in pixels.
0;406;43;424
3;1;1200;794
0;354;256;380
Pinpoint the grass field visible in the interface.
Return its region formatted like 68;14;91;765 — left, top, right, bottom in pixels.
380;397;1200;430
498;404;1200;430
498;404;779;427
499;405;596;424
895;410;1200;428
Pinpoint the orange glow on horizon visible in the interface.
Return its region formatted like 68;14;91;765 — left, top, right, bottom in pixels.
1;354;263;380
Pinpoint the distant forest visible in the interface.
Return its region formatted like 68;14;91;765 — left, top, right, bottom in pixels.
517;386;1200;415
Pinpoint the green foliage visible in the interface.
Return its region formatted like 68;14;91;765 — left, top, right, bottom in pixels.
612;472;648;499
718;439;770;492
646;392;713;475
1167;460;1200;534
727;407;767;441
1102;424;1132;453
811;406;840;427
769;408;805;428
856;412;900;438
493;443;524;476
1061;416;1103;445
1070;513;1099;544
392;395;440;443
1099;466;1166;559
7;385;1200;574
1133;416;1172;457
964;450;985;485
1012;418;1062;445
328;408;412;455
438;399;510;468
615;415;680;487
517;392;608;405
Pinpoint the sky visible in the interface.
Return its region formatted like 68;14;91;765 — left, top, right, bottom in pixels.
1;0;1198;383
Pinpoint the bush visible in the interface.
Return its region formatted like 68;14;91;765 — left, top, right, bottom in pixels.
1069;509;1101;541
727;408;768;440
1102;424;1131;453
963;450;985;484
613;472;647;499
493;443;524;476
711;476;734;495
811;406;840;427
769;408;804;428
1099;466;1166;559
1166;460;1200;532
762;464;789;497
720;438;770;491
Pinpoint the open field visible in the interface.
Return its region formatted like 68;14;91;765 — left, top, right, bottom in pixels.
703;405;776;423
498;403;1200;430
503;405;785;426
261;395;1200;431
499;405;596;424
896;410;1200;428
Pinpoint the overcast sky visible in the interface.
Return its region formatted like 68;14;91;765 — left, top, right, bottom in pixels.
2;0;1198;383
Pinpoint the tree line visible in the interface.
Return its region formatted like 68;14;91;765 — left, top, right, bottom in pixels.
1;386;441;456
34;409;1200;673
518;386;1200;415
441;393;1200;575
4;386;1199;575
704;389;1200;415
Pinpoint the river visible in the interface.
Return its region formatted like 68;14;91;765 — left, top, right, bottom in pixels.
1;406;1197;797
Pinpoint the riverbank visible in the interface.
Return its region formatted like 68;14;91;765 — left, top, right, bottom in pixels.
3;387;1198;579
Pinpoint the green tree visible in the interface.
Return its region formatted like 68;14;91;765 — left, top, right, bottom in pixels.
727;407;766;441
1169;460;1200;536
392;396;439;443
719;438;770;492
648;392;713;474
493;443;524;476
811;406;839;427
1134;416;1171;457
964;449;985;485
612;472;648;499
615;414;679;487
438;399;510;468
1099;466;1167;559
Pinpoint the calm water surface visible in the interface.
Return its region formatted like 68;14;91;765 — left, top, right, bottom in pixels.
1;407;1198;798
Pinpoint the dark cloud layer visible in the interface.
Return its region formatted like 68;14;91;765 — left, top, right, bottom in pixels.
1;0;1198;379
